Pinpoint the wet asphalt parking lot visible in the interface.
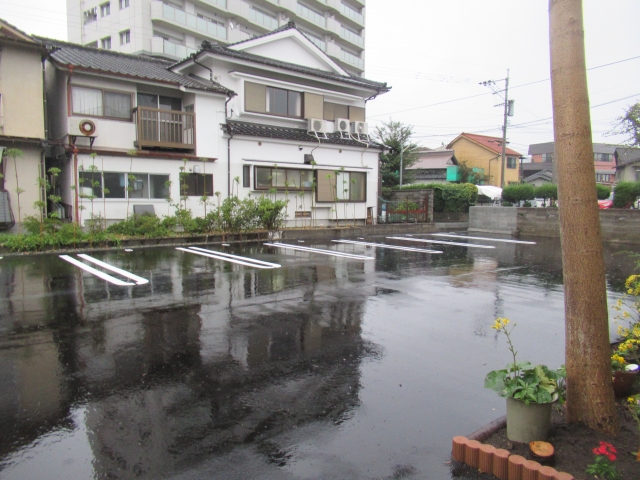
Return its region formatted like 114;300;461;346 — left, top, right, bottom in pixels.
0;234;637;479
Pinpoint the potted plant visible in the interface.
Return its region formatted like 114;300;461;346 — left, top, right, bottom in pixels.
484;318;565;443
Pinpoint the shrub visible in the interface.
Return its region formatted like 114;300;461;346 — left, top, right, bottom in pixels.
255;196;287;232
107;214;172;237
534;183;558;202
613;181;640;208
396;183;478;213
596;184;612;200
502;184;535;204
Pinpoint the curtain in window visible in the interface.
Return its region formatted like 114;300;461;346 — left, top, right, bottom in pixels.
104;91;131;119
72;86;103;116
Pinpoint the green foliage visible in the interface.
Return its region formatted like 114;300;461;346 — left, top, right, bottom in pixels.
255;196;287;232
613;101;640;146
534;183;558;201
596;183;612;200
457;161;489;185
0;222;117;252
374;120;419;187
502;184;535;204
107;214;173;237
395;183;478;213
613;181;640;208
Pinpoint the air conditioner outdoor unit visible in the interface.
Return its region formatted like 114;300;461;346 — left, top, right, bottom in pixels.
350;121;368;135
68;118;97;136
307;118;327;134
335;118;350;134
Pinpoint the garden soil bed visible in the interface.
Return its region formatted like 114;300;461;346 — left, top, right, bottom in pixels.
451;395;639;479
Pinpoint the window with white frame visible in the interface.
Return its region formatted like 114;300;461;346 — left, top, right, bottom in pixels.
79;172;172;199
100;2;111;17
71;85;132;120
101;36;112;49
119;0;129;9
120;30;130;44
255;167;313;190
316;169;365;202
506;157;517;169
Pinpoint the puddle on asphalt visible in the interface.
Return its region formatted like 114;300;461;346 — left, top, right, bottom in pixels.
0;238;638;479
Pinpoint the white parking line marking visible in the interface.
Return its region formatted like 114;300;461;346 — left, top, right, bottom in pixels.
431;233;537;245
177;248;279;269
265;242;373;260
78;254;149;285
189;247;281;268
60;255;135;286
386;236;496;249
332;239;442;254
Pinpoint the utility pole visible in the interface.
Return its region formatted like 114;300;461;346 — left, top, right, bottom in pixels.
481;72;513;188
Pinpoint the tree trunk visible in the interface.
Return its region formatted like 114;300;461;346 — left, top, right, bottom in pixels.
549;0;617;434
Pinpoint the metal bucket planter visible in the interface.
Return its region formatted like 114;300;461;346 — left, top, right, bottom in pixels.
612;369;638;397
506;397;554;443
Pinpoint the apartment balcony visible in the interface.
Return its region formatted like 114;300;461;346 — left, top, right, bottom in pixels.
150;1;227;42
193;0;228;15
326;42;363;71
326;16;363;50
134;107;196;151
296;2;327;28
325;0;364;28
151;37;198;60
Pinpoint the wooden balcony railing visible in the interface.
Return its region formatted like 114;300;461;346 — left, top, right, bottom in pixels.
134;106;196;151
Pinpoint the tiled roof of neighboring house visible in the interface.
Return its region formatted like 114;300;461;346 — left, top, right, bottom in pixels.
178;26;389;93
448;133;523;157
615;147;640;167
226;21;299;48
408;149;457;170
411;169;447;181
523;170;553;183
224;120;383;148
36;37;233;95
0;17;39;43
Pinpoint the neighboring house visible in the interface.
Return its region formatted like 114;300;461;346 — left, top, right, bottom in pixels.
614;147;640;182
40;22;389;226
66;0;367;77
446;133;522;187
0;19;47;231
527;142;617;186
405;147;457;184
522;169;553;187
41;37;233;225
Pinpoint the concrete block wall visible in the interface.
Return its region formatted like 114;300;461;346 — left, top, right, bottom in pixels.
388;189;435;223
468;206;518;234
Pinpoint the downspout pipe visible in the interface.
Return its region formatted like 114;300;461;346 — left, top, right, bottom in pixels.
224;93;237;198
192;54;213;82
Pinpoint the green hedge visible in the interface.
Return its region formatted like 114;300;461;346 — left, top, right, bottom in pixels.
595;184;611;200
502;184;535;203
396;183;478;213
534;183;558;201
613;181;640;208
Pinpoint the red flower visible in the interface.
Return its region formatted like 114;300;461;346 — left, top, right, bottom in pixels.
592;442;617;461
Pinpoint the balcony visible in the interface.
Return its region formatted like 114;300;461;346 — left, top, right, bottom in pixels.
325;0;363;27
151;1;227;41
339;25;363;48
134;107;195;151
248;7;279;30
151;37;197;60
296;2;327;28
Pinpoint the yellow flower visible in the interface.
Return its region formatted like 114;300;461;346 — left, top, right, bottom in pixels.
612;354;626;365
629;397;636;404
491;318;510;331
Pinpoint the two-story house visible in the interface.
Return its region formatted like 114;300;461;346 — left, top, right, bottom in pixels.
41;37;233;224
169;22;389;225
446;133;523;187
40;22;389;226
0;20;48;231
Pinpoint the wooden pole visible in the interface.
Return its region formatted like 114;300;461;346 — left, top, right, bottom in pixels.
549;0;617;433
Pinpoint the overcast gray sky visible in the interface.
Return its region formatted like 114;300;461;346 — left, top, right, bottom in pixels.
2;0;639;155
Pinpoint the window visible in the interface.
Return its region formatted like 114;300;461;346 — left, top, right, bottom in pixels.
542;153;554;162
78;172;171;199
101;36;112;49
85;41;98;48
316;169;365;202
506;157;517;169
71;85;132;120
100;2;111;17
595;173;612;183
119;0;129;9
137;93;181;111
594;153;612;162
244;82;302;118
83;8;97;24
181;173;213;196
255;167;313;190
243;165;251;188
120;30;130;45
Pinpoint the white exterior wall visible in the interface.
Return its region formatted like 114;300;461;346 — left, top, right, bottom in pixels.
2;145;43;231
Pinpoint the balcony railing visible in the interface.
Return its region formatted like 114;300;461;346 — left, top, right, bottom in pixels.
340;49;363;69
158;2;227;40
296;2;326;27
248;7;279;30
339;2;363;24
134;107;196;150
340;26;363;47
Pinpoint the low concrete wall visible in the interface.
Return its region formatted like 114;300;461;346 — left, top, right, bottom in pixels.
468;206;518;235
282;222;467;241
387;189;435;223
470;206;640;244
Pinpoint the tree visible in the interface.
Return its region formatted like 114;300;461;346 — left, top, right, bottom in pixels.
374;120;419;187
458;161;489;185
534;183;558;205
613;102;640;146
502;184;535;204
549;0;617;434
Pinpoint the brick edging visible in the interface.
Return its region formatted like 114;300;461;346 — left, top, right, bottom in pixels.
451;436;575;480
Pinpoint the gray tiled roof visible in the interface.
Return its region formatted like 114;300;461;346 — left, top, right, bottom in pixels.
36;38;233;95
224;120;383;148
523;170;553;183
177;23;389;93
615;147;640;167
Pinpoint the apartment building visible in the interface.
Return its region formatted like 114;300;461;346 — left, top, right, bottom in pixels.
66;0;366;76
